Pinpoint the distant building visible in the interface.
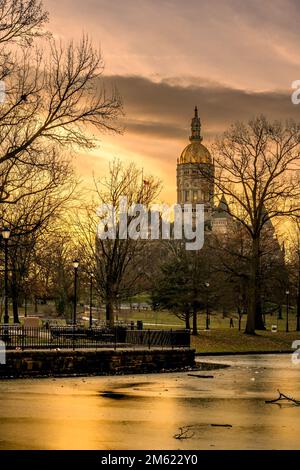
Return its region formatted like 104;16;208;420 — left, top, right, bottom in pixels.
212;194;232;233
176;106;230;232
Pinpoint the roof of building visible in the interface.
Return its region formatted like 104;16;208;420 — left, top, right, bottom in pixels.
212;195;230;219
179;141;212;164
178;106;212;165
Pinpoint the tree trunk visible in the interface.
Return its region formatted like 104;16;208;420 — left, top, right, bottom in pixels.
106;301;114;328
11;265;20;324
255;239;265;330
192;303;198;335
245;237;262;334
238;307;242;331
255;297;265;330
185;311;191;330
297;255;300;332
12;296;19;324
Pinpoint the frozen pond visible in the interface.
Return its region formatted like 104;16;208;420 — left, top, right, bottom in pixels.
0;354;299;449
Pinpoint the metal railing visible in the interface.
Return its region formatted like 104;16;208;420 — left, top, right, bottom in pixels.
0;325;190;350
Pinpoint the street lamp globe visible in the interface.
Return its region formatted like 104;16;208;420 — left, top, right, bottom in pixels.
73;259;79;269
2;227;11;240
205;282;210;288
286;290;290;296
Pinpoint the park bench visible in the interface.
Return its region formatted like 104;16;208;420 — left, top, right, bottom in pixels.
86;329;115;342
50;327;115;343
50;327;85;339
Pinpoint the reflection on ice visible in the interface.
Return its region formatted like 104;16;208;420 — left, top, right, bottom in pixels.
0;354;299;450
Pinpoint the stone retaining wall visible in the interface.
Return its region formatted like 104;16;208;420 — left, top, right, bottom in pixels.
0;348;195;378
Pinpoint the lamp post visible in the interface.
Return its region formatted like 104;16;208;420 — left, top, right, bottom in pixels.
297;297;300;332
2;227;11;324
297;259;300;332
89;273;94;328
73;260;79;325
205;282;210;330
286;289;290;333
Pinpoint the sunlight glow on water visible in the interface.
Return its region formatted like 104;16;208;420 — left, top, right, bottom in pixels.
0;354;299;449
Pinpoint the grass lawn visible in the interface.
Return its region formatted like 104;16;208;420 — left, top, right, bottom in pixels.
116;309;300;354
4;303;300;355
115;309;182;327
191;329;299;354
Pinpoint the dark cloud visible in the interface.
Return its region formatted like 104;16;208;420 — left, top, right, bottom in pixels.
124;119;186;140
104;74;300;140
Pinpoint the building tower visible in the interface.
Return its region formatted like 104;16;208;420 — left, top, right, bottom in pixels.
212;194;231;233
176;107;214;228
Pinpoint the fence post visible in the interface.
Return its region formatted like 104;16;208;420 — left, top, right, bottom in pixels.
114;326;117;351
22;325;25;351
148;329;151;350
171;329;173;350
48;324;51;350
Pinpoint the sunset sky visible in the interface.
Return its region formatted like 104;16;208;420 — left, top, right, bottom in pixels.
46;0;300;203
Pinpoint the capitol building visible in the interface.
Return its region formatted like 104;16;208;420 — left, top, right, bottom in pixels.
176;107;230;233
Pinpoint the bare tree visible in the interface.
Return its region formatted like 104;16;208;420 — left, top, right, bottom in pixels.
0;36;122;205
0;0;49;83
203;116;300;334
288;218;300;331
0;0;123;322
0;157;76;322
211;221;286;328
0;0;48;46
74;160;161;327
31;230;78;320
0;1;122;206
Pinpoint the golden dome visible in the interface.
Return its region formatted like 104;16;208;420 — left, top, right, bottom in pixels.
178;106;212;164
179;141;212;164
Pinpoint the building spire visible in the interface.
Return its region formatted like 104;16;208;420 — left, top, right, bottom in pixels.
190;106;202;142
